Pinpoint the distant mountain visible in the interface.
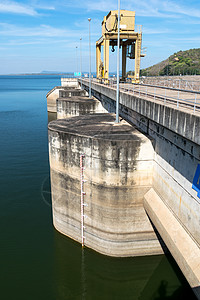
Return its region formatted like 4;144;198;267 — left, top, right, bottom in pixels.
41;71;73;74
132;48;200;76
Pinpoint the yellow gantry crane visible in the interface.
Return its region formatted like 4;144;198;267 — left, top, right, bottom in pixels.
96;10;144;83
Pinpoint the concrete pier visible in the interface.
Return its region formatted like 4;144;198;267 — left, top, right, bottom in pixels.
57;96;107;119
48;113;163;257
46;87;86;113
46;78;85;113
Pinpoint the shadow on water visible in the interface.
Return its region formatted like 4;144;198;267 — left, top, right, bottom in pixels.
53;230;196;300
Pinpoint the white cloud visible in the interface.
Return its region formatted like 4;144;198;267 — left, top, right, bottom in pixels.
0;0;56;16
171;36;200;42
65;0;200;19
143;28;171;34
0;1;38;16
0;23;82;37
162;0;200;18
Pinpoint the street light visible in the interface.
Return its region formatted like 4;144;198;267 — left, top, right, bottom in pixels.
116;0;120;123
88;18;91;97
80;38;82;89
76;46;78;74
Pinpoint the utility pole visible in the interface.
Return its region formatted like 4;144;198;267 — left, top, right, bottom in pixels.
88;18;92;97
76;46;78;74
80;38;82;89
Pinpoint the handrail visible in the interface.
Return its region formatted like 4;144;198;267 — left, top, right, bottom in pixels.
80;78;200;114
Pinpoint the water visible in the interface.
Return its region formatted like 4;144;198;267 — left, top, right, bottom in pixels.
0;75;196;300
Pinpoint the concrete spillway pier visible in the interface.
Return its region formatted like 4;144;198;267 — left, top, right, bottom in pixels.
46;87;87;113
48;113;163;257
57;95;107;119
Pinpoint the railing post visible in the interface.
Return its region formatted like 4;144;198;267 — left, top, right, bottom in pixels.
194;94;197;112
154;87;156;101
139;84;140;97
177;90;179;108
133;84;134;96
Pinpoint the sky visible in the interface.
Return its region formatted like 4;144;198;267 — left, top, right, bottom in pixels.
0;0;200;74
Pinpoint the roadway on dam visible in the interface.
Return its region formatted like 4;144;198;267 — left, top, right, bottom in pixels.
88;79;200;114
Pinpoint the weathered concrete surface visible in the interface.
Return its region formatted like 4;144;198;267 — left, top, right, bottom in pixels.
144;188;200;299
80;79;200;294
81;79;200;145
48;112;57;123
46;87;86;113
57;96;107;119
46;78;82;113
61;78;79;87
46;86;63;113
81;79;200;247
59;89;86;98
48;113;164;257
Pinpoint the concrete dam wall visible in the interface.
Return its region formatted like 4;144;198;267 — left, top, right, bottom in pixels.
79;79;200;297
80;79;200;248
48;113;163;256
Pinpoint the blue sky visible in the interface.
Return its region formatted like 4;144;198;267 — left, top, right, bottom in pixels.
0;0;200;74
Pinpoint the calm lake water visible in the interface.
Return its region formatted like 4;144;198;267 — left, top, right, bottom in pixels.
0;75;196;300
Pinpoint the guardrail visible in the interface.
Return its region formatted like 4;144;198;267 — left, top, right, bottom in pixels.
140;76;200;92
120;83;200;113
82;78;200;114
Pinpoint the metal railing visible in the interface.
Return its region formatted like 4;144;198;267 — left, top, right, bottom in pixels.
141;76;200;92
119;83;200;113
83;78;200;114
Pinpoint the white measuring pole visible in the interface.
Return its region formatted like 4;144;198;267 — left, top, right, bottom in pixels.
115;0;120;123
80;154;85;247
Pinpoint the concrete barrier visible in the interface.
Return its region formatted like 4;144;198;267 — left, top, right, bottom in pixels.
144;188;200;299
61;78;79;88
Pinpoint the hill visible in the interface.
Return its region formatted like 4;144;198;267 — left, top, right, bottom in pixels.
139;48;200;76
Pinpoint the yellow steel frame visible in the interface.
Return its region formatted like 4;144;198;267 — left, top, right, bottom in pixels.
96;10;143;83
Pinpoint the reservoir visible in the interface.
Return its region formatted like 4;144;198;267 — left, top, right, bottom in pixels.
0;75;196;300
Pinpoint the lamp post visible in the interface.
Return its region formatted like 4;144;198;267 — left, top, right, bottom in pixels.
76;46;78;74
116;0;120;123
80;38;82;89
88;18;91;97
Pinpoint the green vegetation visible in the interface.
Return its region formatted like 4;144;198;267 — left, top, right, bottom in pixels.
127;48;200;77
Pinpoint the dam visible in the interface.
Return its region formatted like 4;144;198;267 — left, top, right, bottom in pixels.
47;76;200;299
46;9;200;299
